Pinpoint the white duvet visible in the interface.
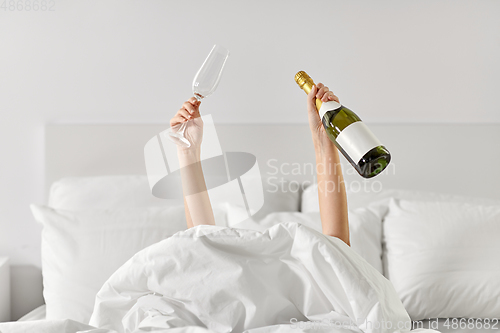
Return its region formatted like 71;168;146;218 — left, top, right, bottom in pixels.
0;222;440;333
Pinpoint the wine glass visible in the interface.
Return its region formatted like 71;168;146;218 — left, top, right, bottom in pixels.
167;44;230;147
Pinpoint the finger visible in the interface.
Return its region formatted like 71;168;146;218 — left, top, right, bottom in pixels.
307;85;318;110
182;101;196;115
329;92;340;103
190;107;201;118
188;97;198;105
316;85;329;100
178;108;193;120
170;114;188;127
188;97;201;109
322;90;335;102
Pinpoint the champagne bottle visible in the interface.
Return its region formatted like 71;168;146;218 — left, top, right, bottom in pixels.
294;71;391;178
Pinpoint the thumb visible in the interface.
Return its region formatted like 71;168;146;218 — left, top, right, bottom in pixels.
307;85;319;113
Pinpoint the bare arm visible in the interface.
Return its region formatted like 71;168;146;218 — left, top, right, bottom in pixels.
171;98;216;229
306;83;350;246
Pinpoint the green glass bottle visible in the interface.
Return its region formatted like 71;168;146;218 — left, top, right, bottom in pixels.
295;71;391;178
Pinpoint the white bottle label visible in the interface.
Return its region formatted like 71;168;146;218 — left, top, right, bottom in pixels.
318;100;342;119
336;121;383;164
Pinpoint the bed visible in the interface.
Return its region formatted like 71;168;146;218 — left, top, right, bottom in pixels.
1;122;500;333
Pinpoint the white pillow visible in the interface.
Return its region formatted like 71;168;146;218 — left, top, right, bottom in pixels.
301;184;500;212
222;178;301;224
48;175;179;210
49;176;301;221
232;205;385;274
31;204;226;324
383;198;500;320
252;177;301;219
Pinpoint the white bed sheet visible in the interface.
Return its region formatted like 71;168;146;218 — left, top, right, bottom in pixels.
17;304;46;321
86;222;428;333
2;222;439;333
14;310;498;333
9;223;500;333
7;318;498;333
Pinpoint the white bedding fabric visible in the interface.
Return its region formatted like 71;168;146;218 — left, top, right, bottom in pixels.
30;204;200;323
87;222;424;333
29;203;386;324
1;222;439;333
234;207;386;274
14;308;500;333
17;304;46;321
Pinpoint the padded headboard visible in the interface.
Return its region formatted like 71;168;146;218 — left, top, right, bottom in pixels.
46;123;500;201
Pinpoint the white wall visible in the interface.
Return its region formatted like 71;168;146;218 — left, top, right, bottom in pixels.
0;0;499;267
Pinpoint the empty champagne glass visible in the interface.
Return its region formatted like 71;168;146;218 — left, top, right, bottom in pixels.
167;44;230;147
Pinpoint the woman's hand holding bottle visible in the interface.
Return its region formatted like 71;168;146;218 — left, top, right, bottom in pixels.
307;83;339;154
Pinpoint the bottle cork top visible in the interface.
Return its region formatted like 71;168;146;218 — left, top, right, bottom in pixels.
295;70;322;110
294;71;314;89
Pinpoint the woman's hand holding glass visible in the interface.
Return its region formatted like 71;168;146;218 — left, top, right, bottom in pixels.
170;97;215;228
170;98;204;154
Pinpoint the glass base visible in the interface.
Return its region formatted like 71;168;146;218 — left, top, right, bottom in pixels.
166;124;191;148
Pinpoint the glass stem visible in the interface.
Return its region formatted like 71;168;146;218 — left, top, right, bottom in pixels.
177;121;187;137
178;95;202;137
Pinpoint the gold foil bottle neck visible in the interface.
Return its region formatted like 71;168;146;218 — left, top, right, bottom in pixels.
294;71;314;91
294;71;322;111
